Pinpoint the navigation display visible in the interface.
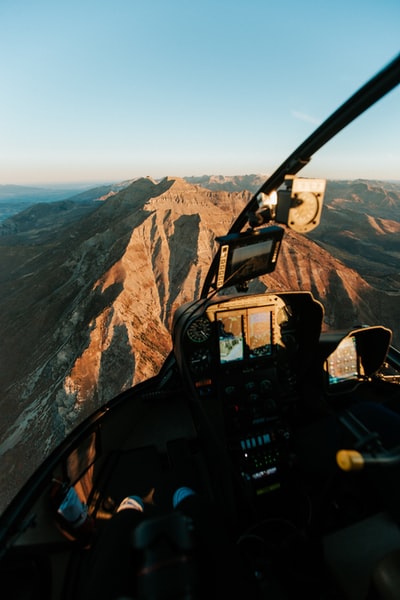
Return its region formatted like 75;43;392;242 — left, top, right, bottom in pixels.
218;310;244;363
327;336;359;384
247;308;272;358
217;306;273;364
215;226;283;290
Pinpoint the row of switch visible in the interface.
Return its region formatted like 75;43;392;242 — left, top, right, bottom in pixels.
240;433;272;450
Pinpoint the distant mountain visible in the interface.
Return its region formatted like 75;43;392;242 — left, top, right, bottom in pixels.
184;174;268;193
0;176;261;222
0;182;103;205
0;175;399;512
0;183;105;224
0;180;151;224
308;179;400;291
324;179;400;220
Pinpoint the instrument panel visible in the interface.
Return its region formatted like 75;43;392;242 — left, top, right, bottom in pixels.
173;292;323;407
173;291;324;498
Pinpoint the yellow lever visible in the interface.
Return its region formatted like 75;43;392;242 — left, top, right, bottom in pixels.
336;449;365;471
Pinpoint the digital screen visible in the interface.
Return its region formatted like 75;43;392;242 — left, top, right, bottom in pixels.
247;308;272;358
217;307;273;363
216;226;283;290
327;336;359;384
230;240;274;281
218;310;244;363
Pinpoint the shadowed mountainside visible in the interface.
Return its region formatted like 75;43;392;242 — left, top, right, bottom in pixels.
309;179;400;291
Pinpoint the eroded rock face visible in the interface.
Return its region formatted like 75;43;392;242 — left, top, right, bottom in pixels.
0;175;399;511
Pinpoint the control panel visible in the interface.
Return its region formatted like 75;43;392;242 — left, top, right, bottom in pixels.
172;291;323;497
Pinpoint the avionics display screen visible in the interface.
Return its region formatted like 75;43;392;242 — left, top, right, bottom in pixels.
327;336;359;384
215;226;283;290
230;240;274;280
247;308;273;358
217;310;244;363
217;307;273;364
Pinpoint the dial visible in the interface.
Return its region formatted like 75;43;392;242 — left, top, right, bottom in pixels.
287;176;326;233
288;191;320;233
186;317;212;343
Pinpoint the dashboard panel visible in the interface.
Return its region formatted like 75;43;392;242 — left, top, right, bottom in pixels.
172;291;324;497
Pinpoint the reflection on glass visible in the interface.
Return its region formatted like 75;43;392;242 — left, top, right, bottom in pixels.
327;336;358;384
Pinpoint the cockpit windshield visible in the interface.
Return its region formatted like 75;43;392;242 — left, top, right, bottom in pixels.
0;3;399;518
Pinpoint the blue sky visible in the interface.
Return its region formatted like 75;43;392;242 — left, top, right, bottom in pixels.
1;0;399;185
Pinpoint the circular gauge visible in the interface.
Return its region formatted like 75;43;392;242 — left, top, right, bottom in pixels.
186;317;212;343
288;191;320;233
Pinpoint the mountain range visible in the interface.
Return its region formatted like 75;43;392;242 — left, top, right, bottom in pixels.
0;174;399;512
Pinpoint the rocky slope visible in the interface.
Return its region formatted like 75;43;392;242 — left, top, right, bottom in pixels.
308;179;400;291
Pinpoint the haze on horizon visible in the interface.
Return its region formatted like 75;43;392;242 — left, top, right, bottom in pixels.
1;0;399;186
